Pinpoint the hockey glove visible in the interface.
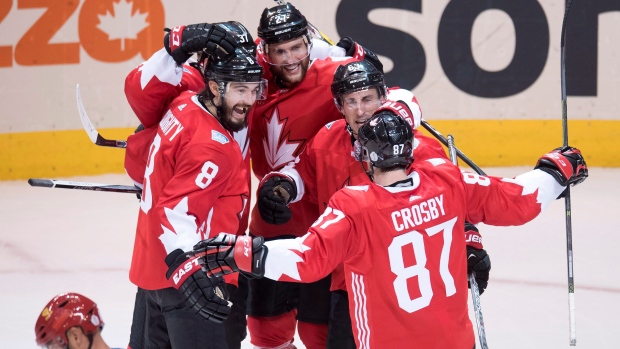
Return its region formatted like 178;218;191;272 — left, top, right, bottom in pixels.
258;176;297;225
165;249;231;323
194;233;268;279
374;100;415;128
164;23;239;65
336;36;384;73
465;222;490;294
535;146;588;187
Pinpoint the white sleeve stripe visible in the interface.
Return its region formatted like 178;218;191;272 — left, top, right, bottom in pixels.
352;272;371;349
507;169;567;210
138;48;183;90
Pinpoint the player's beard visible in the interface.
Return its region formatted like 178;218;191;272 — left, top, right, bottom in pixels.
271;56;310;87
218;100;250;132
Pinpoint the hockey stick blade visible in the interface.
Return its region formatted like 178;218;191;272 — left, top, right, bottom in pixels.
28;178;140;194
76;84;127;148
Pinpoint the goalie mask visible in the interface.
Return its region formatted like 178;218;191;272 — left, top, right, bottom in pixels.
35;293;103;349
357;111;414;178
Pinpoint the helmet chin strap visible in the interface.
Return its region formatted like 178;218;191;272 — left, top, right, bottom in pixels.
87;332;94;349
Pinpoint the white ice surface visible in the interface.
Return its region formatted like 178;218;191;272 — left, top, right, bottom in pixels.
1;167;618;348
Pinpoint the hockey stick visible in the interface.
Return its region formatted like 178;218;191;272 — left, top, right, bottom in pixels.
273;0;336;45
77;84;127;148
28;178;140;194
447;135;489;349
560;0;577;345
422;119;487;176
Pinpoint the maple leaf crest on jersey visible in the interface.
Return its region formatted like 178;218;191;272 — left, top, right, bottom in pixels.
263;107;303;169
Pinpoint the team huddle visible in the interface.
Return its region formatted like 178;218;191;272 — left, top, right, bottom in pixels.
34;3;588;349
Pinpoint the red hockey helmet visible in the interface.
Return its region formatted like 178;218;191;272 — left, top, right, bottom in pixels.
34;293;104;348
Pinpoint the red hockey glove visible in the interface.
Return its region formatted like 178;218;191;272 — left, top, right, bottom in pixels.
465;222;490;294
535;146;588;187
194;234;268;278
165;249;231;323
258;175;297;225
336;36;383;73
374;100;415;128
164;23;239;65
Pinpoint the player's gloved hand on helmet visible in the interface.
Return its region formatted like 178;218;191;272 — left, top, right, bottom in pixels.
164;23;239;65
535;146;588;190
258;175;297;225
374;100;415;127
165;249;231;323
194;233;268;278
464;222;490;294
336;36;384;73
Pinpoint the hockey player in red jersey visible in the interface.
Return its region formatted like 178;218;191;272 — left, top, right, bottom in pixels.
35;293;115;349
124;22;256;236
256;59;490;348
126;23;267;349
195;110;588;349
245;3;382;349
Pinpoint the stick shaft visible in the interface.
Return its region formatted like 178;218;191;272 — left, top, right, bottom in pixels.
28;178;140;194
560;0;577;345
447;135;489;349
422;120;486;176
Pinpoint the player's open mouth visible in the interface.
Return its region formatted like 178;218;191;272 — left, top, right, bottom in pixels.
232;106;249;118
356;119;368;125
284;63;300;73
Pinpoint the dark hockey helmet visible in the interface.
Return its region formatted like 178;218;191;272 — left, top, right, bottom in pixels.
35;293;104;348
215;21;256;55
357;111;414;170
206;47;263;83
331;60;387;111
205;47;267;99
257;3;309;44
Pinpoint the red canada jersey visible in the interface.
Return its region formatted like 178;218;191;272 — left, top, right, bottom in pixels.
248;51;365;239
130;92;249;290
290;87;435;211
262;160;565;348
123;48;252;234
291;118;447;291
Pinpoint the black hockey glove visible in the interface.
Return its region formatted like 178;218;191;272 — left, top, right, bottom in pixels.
165;249;231;323
258;176;297;225
164;23;239;65
336;36;384;74
194;234;268;278
535;146;588;188
464;222;490;294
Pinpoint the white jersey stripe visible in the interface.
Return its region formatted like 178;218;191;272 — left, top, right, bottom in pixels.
352;272;371;348
352;273;366;349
